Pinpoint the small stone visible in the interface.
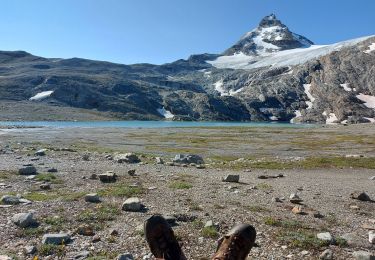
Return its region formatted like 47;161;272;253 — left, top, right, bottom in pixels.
352;251;375;260
72;251;90;260
0;256;12;260
82;154;90;161
76;224;95;236
289;193;303;204
1;195;20;205
165;162;174;166
272;197;283;203
84;193;100;203
18;166;37;175
89;173;97;180
40;183;51;190
128;169;136;176
173;154;204;164
369;231;375;244
98;171;117;183
115;153;140;163
47;168;58;173
369;176;375;180
300;250;309;256
117;254;134;260
317;232;334;243
12;213;36;228
319;249;333;260
122;197;142;212
292;205;304;215
24;245;37;255
311;211;324;218
35;149;47;156
92;235;101;243
42;233;71;245
30;157;39;161
350;191;372;201
222;174;240;183
110;229;119;236
155;157;164;164
196;164;205;169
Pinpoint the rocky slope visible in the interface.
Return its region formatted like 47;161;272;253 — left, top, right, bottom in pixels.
0;14;374;123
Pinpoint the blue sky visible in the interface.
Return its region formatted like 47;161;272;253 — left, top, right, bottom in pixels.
1;0;374;64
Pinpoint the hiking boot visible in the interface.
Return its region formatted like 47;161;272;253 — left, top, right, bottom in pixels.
212;224;256;260
144;215;186;260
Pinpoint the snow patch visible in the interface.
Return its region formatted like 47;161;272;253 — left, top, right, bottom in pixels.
323;112;338;124
364;42;375;54
229;87;244;96
29;91;54;101
207;36;373;70
269;116;278;121
340;83;352;92
157;107;174;119
303;84;315;109
290;110;302;123
356;93;375;108
214;80;228;96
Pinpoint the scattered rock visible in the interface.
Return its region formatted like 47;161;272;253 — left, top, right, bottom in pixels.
76;224;95;236
12;212;37;228
42;233;71;245
292;205;304;215
92;235;101;243
352;251;375;260
110;229;119;236
84;193;100;203
370;176;375;180
204;220;219;231
173;154;204;164
319;249;333;260
258;174;284;179
350;191;372;201
47;168;58;173
40;183;51;190
128;169;136;176
35;149;47;156
196;164;205;169
89;173;98;180
155;157;164;164
0;256;12;260
115;153;140;163
122;197;142;212
71;251;90;260
289;193;303;204
369;231;375;244
82;153;90;161
30;157;39;161
18;166;37;175
317;232;334;243
165;162;174;166
99;171;117;183
272;197;283;203
340;233;364;247
24;245;37;255
117;254;134;260
222;174;240;183
1;195;20;205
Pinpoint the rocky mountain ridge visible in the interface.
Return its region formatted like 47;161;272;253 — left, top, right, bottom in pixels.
0;14;374;124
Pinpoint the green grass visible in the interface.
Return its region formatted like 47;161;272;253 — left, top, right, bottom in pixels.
35;173;64;184
22;192;60;201
16;227;44;237
43;216;67;232
256;183;273;190
38;244;66;257
169;181;193;189
264;217;306;229
277;230;329;249
201;226;219;239
77;203;120;229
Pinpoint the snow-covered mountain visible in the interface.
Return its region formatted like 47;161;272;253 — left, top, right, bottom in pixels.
224;14;313;56
0;14;374;124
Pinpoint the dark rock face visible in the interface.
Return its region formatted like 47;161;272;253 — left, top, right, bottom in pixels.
0;15;374;124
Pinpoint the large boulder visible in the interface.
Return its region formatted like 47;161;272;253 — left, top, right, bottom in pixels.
98;171;117;183
18;166;37;175
114;153;140;164
173;154;204;164
1;195;20;205
42;233;71;245
122;197;142;212
12;212;37;228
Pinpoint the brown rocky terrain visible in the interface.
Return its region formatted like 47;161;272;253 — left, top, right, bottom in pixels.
0;124;374;259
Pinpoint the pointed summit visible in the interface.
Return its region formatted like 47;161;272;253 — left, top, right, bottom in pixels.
258;14;283;28
223;14;314;56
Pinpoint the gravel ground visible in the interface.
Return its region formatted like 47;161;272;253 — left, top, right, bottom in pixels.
0;126;374;260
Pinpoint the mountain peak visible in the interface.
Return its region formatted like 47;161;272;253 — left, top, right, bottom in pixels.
223;14;314;56
258;14;283;28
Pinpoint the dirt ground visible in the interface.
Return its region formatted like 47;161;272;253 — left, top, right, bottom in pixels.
0;125;374;259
